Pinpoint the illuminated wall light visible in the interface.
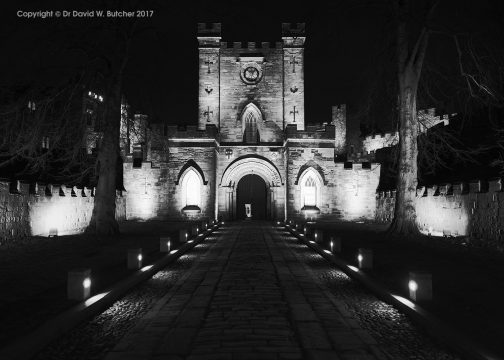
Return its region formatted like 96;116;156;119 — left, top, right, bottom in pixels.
128;248;143;269
357;248;373;269
179;229;189;243
67;268;91;301
408;280;418;292
409;271;432;302
330;236;342;253
314;230;323;243
160;237;171;253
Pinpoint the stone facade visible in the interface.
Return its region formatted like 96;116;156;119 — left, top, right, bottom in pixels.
123;23;381;222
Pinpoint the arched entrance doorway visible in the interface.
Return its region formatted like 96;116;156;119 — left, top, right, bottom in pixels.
218;155;285;221
236;174;267;219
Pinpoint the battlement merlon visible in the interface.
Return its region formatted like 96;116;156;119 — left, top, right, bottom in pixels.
197;22;222;47
282;23;306;47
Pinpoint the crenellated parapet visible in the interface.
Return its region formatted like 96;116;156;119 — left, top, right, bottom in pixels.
377;178;502;199
417;108;452;134
362;108;453;155
362;132;399;154
2;179;98;198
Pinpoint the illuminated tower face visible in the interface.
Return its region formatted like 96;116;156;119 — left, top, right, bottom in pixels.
197;23;306;142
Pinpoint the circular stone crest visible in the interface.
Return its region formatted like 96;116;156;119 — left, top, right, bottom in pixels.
240;62;263;85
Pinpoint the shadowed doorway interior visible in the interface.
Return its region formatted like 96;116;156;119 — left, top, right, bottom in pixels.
236;174;267;219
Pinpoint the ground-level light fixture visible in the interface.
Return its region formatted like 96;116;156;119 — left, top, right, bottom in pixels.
68;268;91;301
128;248;143;269
409;271;432;302
160;237;171;252
357;248;373;269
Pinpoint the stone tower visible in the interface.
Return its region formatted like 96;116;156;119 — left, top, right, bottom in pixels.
282;23;305;130
198;23;221;130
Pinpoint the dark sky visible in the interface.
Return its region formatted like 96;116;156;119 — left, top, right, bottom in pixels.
0;0;500;137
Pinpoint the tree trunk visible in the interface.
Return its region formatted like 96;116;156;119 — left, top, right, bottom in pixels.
86;73;122;236
389;75;421;236
388;0;433;237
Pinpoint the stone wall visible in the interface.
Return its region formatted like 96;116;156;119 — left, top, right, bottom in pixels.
219;44;285;142
0;180;126;246
376;179;504;250
285;134;380;222
123;139;216;221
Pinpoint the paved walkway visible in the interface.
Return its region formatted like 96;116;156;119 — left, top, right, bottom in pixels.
104;222;384;360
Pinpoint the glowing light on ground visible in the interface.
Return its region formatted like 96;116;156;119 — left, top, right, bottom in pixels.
323;249;331;254
84;292;109;307
141;265;153;272
170;250;178;254
392;294;417;310
348;265;359;272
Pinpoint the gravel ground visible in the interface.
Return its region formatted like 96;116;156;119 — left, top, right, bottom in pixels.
33;226;461;360
280;232;460;360
33;238;217;360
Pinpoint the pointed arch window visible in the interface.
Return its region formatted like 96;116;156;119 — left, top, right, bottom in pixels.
244;111;258;143
241;103;262;144
303;176;317;206
181;168;201;212
299;168;322;214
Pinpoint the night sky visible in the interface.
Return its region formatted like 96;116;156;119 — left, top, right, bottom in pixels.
0;0;501;140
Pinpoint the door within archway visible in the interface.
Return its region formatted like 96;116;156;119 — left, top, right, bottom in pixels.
236;174;267;219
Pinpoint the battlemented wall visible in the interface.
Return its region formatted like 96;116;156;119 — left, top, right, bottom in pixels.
376;179;504;250
0;180;126;246
361;108;451;156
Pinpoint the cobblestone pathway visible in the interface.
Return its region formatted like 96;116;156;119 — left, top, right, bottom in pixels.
104;222;388;360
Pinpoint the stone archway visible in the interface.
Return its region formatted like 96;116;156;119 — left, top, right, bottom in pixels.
218;156;284;221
